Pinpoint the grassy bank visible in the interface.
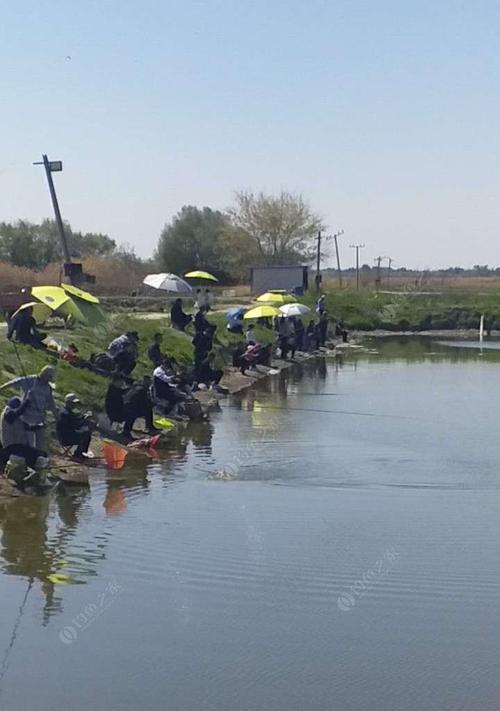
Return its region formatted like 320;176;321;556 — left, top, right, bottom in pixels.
0;311;275;412
303;289;500;331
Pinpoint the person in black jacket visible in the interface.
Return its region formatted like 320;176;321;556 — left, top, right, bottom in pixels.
122;376;156;439
105;375;127;426
170;299;192;331
7;306;45;348
56;393;93;458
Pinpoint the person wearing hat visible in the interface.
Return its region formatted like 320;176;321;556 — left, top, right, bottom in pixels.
0;365;57;451
107;332;139;375
56;393;93;459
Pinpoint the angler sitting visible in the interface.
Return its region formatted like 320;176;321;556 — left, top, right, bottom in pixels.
7;306;46;349
239;343;272;375
195;352;223;389
152;359;188;416
121;375;157;440
56;393;93;459
170;299;192;332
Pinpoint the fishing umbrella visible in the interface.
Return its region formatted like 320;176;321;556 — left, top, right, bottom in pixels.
57;297;107;326
60;283;106;325
243;305;280;320
279;303;311;317
184;270;219;282
31;285;70;311
62;283;100;304
31;285;106;326
143;273;192;294
256;291;295;305
226;306;247;321
11;301;52;325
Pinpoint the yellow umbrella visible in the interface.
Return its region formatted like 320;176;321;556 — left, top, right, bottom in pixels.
31;285;70;310
184;270;219;282
243;305;280;320
256;291;295;305
62;283;100;303
11;301;52;325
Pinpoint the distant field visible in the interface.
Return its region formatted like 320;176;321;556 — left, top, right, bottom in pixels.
321;274;500;292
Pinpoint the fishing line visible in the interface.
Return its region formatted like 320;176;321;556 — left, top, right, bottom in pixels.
0;578;33;696
219;403;412;420
11;342;26;377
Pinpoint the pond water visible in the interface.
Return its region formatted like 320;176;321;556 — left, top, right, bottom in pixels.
1;337;500;711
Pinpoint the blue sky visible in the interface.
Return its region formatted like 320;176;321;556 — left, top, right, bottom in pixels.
1;0;500;268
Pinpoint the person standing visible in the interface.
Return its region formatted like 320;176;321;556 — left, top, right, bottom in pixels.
0;365;58;452
316;294;326;315
318;311;329;347
107;332;139;375
294;317;305;351
277;316;291;359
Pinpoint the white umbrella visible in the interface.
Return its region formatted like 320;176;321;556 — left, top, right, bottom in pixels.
279;303;311;317
143;273;192;294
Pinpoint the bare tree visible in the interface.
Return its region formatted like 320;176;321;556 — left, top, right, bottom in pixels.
228;190;324;264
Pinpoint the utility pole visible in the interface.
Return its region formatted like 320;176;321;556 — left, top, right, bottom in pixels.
350;244;365;289
333;230;344;289
387;257;394;280
33;154;71;264
315;230;322;291
374;255;387;291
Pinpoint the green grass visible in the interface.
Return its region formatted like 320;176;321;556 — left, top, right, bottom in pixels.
303;289;500;331
0;311;273;412
0;314;197;412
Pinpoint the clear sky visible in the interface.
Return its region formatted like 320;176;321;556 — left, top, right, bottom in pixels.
1;0;500;269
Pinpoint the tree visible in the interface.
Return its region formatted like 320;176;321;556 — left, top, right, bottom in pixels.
156;206;233;279
0;219;116;269
228;190;324;264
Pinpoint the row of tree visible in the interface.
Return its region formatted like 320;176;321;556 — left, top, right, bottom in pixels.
0;191;323;280
0;219;118;269
156;191;323;282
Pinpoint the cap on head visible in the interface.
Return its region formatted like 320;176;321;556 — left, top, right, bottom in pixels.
39;365;55;382
64;393;81;407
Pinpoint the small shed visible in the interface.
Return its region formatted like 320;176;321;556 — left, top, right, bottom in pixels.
249;265;308;295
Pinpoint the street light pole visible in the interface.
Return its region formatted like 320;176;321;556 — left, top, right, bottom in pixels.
350;244;365;289
33;154;72;266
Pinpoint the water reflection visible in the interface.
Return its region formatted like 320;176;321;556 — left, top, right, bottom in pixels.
0;335;496;628
0;492;91;622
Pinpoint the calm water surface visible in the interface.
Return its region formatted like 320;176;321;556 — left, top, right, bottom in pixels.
1;337;500;711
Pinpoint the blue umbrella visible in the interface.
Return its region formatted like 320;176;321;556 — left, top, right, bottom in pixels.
226;306;247;320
